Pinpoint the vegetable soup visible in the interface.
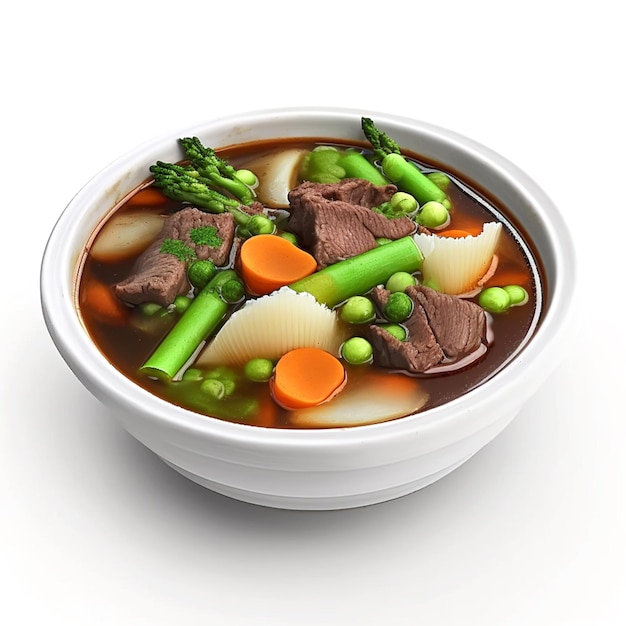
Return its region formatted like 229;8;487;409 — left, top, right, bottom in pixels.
77;119;542;428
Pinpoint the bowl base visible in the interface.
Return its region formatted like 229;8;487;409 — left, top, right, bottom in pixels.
160;455;472;511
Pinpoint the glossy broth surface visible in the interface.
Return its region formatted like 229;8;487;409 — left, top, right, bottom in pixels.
78;137;542;428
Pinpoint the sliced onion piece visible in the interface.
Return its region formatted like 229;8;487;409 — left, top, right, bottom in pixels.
414;222;502;296
289;371;428;428
244;148;308;208
196;287;347;367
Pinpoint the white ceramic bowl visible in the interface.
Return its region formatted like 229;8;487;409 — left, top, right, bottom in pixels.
41;107;576;510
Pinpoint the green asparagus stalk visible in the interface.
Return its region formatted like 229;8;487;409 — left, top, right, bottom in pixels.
140;270;239;380
337;150;389;185
289;237;423;308
361;117;450;208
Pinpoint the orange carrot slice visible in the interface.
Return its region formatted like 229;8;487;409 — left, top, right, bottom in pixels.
483;267;533;289
271;347;346;410
437;229;473;238
125;186;169;207
82;281;130;326
239;234;317;295
252;390;279;428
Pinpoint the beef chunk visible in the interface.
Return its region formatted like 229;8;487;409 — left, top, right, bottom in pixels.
287;179;416;268
367;285;487;373
408;285;486;359
289;178;398;208
114;207;236;307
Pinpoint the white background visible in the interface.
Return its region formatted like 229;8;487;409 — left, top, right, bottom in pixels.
2;1;624;624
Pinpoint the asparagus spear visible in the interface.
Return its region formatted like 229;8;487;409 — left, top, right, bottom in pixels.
289;237;423;308
361;117;451;209
140;270;240;380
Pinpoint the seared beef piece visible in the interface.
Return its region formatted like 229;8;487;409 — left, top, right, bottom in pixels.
242;201;266;216
287;179;416;268
367;285;486;373
408;285;486;359
289;179;398;208
114;207;236;307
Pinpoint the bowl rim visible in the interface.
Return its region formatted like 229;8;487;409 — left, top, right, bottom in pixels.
40;106;577;451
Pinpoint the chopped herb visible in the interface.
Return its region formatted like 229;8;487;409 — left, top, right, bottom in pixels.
160;238;196;262
190;225;223;248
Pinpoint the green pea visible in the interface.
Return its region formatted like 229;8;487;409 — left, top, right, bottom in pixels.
234;168;258;188
383;291;414;323
427;171;451;191
221;279;245;303
182;367;203;381
221;379;236;396
503;285;529;306
236;225;251;239
200;378;225;400
244;358;275;382
140;302;163;316
340;296;376;324
205;366;237;383
390;191;418;215
279;231;299;246
188;259;217;290
247;215;275;236
385;271;417;293
417;201;450;229
173;295;192;313
478;287;511;313
379;323;407;342
341;337;374;365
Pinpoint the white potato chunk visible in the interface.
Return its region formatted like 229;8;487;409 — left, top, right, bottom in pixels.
245;148;308;208
289;371;429;428
90;211;164;262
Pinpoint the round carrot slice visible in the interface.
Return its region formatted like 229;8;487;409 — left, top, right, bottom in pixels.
271;347;346;410
437;229;473;238
125;186;169;206
240;234;317;295
82;281;130;326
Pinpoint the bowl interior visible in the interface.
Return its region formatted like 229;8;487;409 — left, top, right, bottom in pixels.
41;107;576;442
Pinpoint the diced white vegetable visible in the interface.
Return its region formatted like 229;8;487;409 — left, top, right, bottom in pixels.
245;148;308;208
90;211;164;262
414;222;502;296
196;287;348;367
289;371;428;427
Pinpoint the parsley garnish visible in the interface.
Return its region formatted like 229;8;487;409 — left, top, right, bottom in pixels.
189;226;222;248
160;226;222;262
160;238;196;262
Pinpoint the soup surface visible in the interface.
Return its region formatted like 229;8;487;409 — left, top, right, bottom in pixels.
78;127;542;429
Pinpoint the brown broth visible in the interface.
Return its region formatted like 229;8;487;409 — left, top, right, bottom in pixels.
78;138;542;428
